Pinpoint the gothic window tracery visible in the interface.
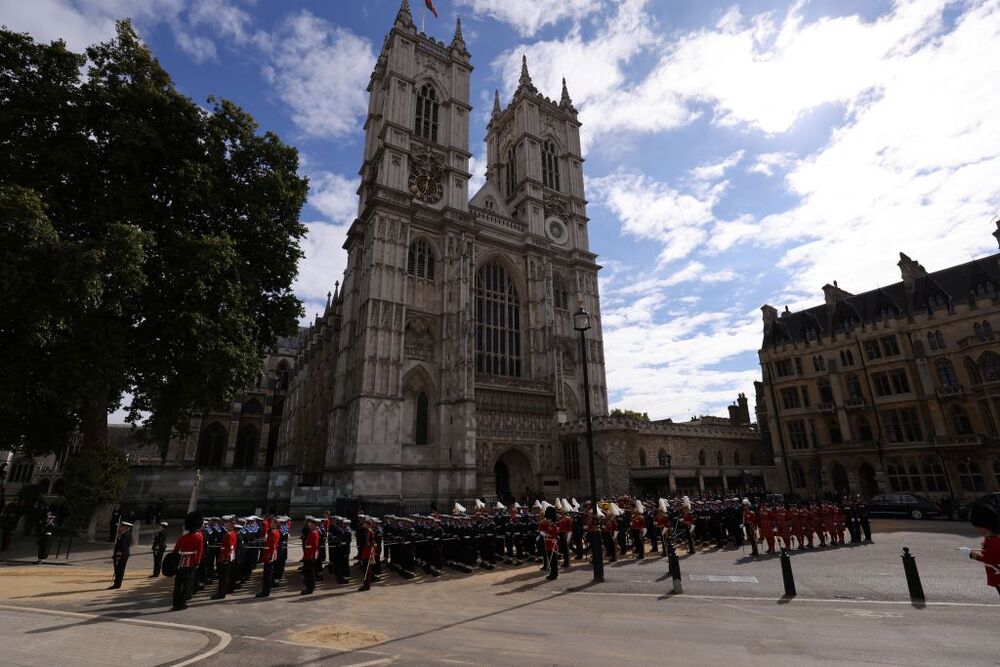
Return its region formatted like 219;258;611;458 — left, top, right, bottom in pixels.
541;139;560;191
407;239;435;280
415;83;439;143
475;261;522;377
505;146;517;197
415;392;429;445
552;275;569;311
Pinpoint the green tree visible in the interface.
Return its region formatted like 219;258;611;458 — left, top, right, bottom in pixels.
61;447;129;529
0;22;308;457
609;408;650;422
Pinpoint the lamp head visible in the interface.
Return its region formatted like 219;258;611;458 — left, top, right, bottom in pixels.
573;306;591;332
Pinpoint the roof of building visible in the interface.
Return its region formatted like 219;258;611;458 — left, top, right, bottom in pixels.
763;252;1000;346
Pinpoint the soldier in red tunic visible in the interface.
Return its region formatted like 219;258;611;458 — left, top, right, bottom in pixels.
358;517;377;592
301;516;320;595
758;505;775;554
969;504;1000;596
656;499;672;550
629;501;647;560
603;510;618;562
539;505;560;580
171;512;204;611
556;504;573;568
809;503;825;547
211;517;237;600
741;499;758;554
255;515;281;599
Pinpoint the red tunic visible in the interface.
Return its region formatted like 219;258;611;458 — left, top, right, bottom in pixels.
630;514;645;531
303;528;320;561
173;531;204;569
218;529;237;564
360;527;376;561
655;513;670;530
539;519;559;552
261;528;280;563
980;534;1000;586
557;516;572;534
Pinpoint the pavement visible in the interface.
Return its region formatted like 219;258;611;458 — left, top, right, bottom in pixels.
1;519;998;666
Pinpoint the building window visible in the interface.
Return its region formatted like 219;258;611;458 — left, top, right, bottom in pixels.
475;261;521;377
795;357;803;375
563;441;581;479
928;330;945;350
975;282;998;299
856;415;873;441
733;450;741;466
233;424;259;468
775;358;794;377
887;460;921;492
716;450;724;466
541;139;560;190
958;460;987;492
828;418;843;444
407;239;435;280
780;387;801;409
950;405;973;435
800;385;811;407
9;459;34;483
882;408;923;443
813;355;826;372
415;392;429;445
980;351;1000;381
936;359;959;387
787;420;809;449
923;458;948;492
698;449;706;466
880;335;901;356
993;458;1000;488
414;83;439;143
872;369;910;396
818;379;834;403
791;463;806;489
505;146;517;196
658;449;669;468
863;339;882;361
196;422;228;468
638;448;647;467
845;374;863;401
552;275;569;311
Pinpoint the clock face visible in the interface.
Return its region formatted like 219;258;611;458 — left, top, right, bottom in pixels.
409;168;443;204
546;217;567;244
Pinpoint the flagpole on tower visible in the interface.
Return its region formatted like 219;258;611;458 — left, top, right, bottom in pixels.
422;3;426;32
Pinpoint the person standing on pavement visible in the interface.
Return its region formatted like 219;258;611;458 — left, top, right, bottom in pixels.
255;514;280;599
35;512;55;563
109;505;121;542
301;516;320;595
171;512;204;611
151;521;168;577
109;522;132;589
968;504;1000;597
211;517;237;600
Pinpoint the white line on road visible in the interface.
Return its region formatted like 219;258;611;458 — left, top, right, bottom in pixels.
241;634;393;657
340;658;397;667
0;604;232;665
558;591;1000;607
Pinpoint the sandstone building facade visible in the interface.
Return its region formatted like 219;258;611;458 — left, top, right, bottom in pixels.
758;223;1000;500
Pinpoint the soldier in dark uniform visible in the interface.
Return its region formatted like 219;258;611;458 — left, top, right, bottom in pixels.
571;509;585;560
36;513;55;563
151;521;168;577
109;506;121;542
109;522;132;589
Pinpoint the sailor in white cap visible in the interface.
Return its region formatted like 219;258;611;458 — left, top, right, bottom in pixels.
151;520;169;577
109;521;133;589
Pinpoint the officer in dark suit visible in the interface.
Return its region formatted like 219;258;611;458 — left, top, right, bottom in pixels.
109;522;132;589
151;521;168;576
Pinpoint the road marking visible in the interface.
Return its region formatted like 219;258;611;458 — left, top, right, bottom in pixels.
689;574;759;583
839;609;904;619
241;634;393;657
0;604;231;665
341;658;397;667
556;591;1000;607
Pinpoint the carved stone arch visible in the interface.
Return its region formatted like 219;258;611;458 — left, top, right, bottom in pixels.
562;382;580;418
402;365;436;446
408;231;442;259
413;74;448;103
474;251;528;302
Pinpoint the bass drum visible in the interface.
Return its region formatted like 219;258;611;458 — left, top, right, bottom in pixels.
161;551;180;577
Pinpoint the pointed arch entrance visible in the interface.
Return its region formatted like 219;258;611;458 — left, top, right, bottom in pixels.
857;462;878;498
494;447;533;502
831;461;850;495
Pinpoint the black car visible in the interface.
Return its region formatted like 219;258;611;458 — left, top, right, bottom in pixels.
865;494;940;519
958;493;1000;520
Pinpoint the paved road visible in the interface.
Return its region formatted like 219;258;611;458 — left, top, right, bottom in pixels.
2;520;997;665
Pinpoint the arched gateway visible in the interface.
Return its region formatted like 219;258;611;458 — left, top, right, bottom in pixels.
494;448;534;502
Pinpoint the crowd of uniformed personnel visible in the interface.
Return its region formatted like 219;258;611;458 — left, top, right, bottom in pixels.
102;494;873;610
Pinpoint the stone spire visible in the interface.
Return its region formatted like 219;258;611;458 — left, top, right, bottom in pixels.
395;0;414;29
517;54;537;94
559;77;576;112
449;16;468;58
492;89;501;116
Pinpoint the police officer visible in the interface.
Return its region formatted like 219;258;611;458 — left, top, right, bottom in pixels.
109;521;132;589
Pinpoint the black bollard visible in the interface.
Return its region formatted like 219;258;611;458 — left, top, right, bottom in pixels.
667;541;682;593
901;547;925;602
779;548;796;597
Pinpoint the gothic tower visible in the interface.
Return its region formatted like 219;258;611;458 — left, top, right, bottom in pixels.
312;2;607;503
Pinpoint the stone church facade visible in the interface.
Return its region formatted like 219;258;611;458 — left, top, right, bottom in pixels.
275;4;609;504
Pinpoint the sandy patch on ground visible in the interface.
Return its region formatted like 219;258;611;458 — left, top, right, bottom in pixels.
0;566;168;601
288;624;388;650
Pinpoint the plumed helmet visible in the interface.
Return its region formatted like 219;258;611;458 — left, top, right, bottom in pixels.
183;511;203;533
453;502;467;514
742;498;751;506
682;496;692;510
474;499;486;510
634;499;644;513
513;502;521;510
657;498;668;512
496;501;506;510
532;500;542;509
571;498;581;510
554;498;564;512
610;503;622;517
596;507;606;518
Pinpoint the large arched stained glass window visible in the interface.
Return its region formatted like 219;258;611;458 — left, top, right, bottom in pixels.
476;261;521;377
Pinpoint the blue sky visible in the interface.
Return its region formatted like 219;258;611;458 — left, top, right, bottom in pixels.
4;0;1000;421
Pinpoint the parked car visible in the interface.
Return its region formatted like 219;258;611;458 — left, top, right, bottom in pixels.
958;493;1000;520
865;494;941;519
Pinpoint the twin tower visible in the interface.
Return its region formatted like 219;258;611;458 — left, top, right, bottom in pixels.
277;1;609;504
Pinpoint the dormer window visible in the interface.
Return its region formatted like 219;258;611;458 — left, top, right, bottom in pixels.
484;198;495;211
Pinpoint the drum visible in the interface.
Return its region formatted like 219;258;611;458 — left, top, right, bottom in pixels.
161;550;180;577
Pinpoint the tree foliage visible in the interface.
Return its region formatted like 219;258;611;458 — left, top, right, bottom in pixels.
61;447;129;528
609;408;651;422
0;22;308;456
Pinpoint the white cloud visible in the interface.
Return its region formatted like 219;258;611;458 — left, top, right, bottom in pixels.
173;29;216;62
691;150;745;182
748;151;796;177
261;11;375;140
468;149;488;195
456;0;602;37
293;171;359;306
308;171;358;225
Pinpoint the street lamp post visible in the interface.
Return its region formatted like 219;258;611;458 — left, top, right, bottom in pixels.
574;305;604;583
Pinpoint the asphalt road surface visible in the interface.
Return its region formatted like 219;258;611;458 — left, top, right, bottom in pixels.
2;519;997;666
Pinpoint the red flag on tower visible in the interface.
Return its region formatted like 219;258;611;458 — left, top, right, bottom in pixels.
425;0;438;18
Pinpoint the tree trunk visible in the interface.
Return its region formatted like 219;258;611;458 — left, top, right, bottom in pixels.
81;391;109;449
